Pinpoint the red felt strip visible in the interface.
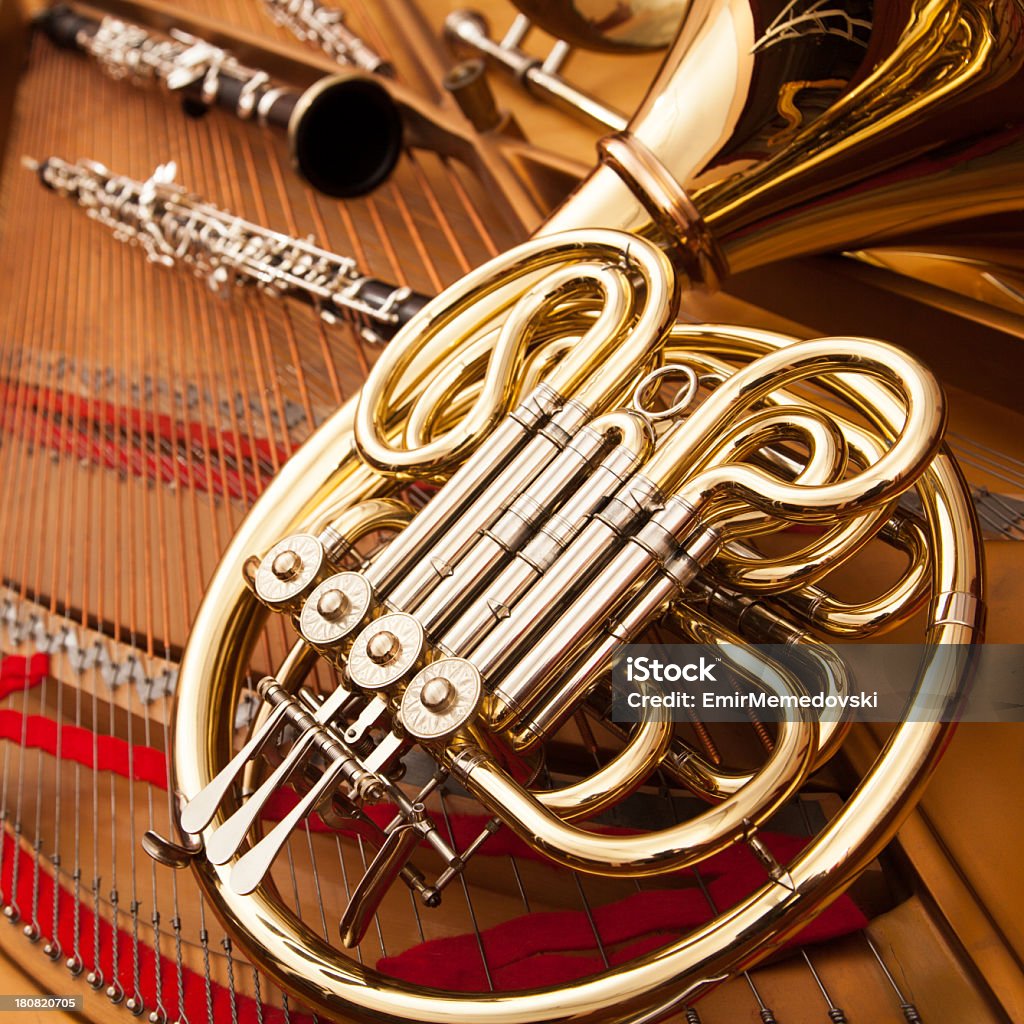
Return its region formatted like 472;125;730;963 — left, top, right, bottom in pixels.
0;380;290;466
0;830;310;1023
0;708;548;850
0;705;869;1001
0;380;289;500
0;653;49;698
377;832;869;991
0;710;168;789
0;403;256;500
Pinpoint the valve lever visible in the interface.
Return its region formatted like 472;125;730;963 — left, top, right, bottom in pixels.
204;681;353;863
362;730;405;774
342;695;389;747
231;756;353;894
180;692;292;835
206;728;321;865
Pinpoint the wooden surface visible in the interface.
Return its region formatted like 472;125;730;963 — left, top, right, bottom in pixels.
0;945;82;1023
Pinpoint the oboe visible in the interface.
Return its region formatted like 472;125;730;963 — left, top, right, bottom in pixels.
29;156;429;344
259;0;393;77
36;4;403;198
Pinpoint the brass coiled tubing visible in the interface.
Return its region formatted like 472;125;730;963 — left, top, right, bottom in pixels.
166;0;1022;1019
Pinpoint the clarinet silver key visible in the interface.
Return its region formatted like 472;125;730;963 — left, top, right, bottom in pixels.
27;156;429;343
37;4;402;197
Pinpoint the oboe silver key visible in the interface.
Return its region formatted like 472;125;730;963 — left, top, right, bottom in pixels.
28;156;428;344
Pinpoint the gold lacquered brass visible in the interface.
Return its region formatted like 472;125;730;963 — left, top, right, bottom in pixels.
167;0;1012;1018
512;0;691;52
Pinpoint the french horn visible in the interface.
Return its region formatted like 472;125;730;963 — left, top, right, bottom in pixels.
162;0;1022;1019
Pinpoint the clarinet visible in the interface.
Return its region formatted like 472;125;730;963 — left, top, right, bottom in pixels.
258;0;393;77
36;5;403;198
29;156;429;344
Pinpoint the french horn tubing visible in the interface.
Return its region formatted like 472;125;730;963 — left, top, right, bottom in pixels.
164;0;1020;1019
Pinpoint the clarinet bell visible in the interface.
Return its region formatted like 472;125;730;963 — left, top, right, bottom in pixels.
287;73;405;199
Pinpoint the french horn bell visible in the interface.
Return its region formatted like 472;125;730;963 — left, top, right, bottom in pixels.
163;0;1019;1019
